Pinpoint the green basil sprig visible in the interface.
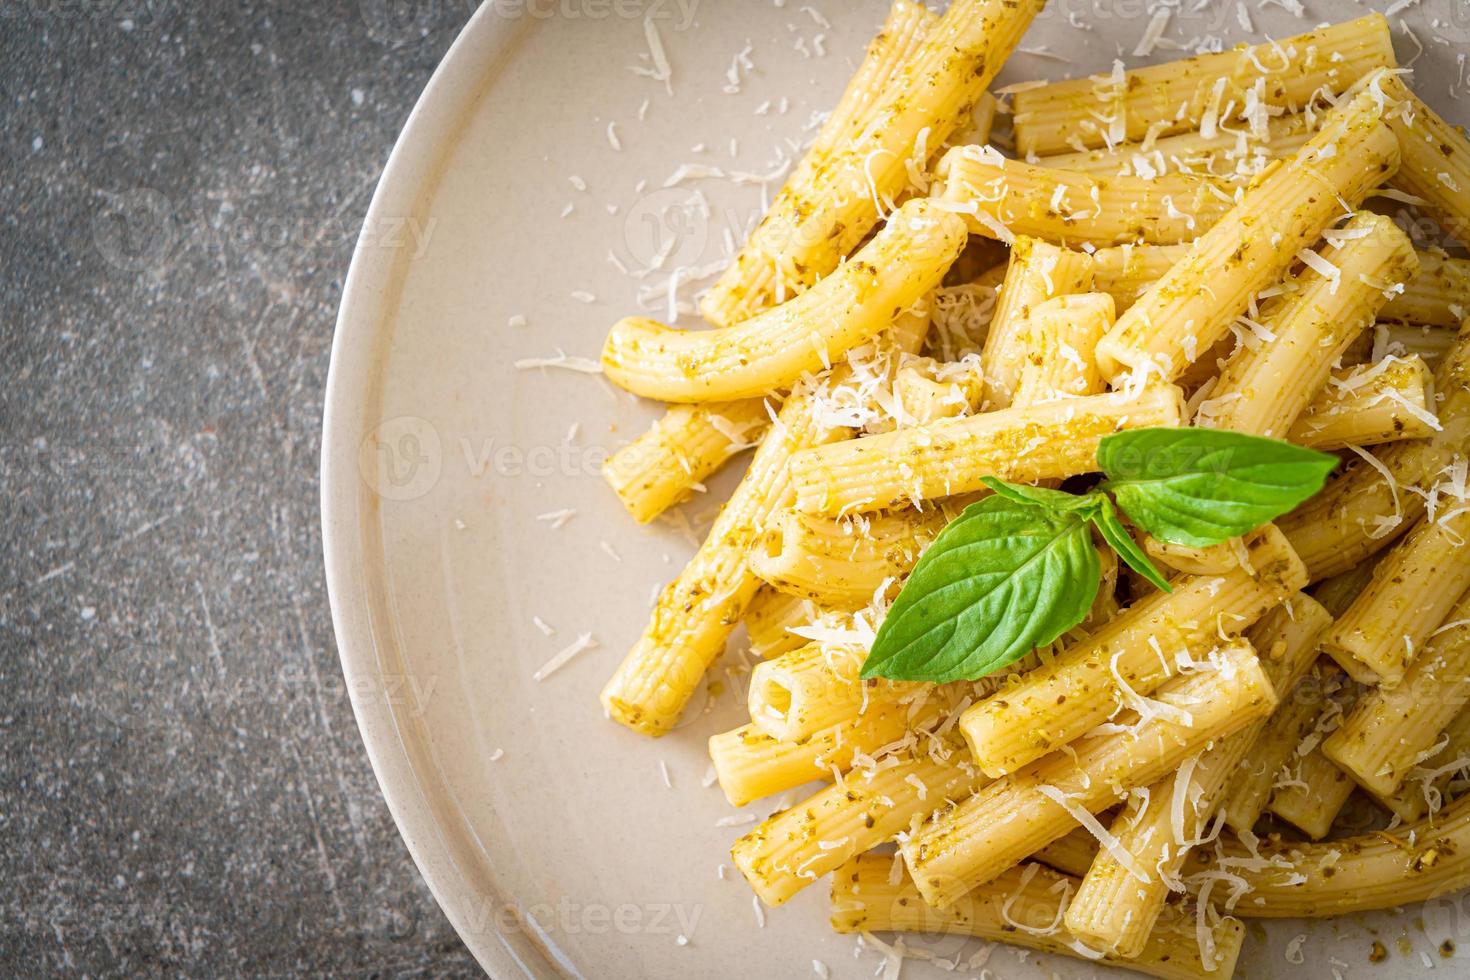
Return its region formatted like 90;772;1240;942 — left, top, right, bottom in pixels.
861;427;1337;683
858;492;1100;684
1098;428;1341;548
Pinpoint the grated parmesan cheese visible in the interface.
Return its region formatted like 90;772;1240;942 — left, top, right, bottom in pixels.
532;632;598;681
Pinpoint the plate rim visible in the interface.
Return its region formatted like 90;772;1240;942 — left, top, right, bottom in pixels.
318;8;553;977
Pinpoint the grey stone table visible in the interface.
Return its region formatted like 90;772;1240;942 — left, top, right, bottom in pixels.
2;3;481;975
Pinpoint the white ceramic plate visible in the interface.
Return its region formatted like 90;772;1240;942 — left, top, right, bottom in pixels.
321;3;1470;976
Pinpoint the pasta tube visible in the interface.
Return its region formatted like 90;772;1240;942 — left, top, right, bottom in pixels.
1039;113;1315;180
1194;211;1417;437
747;641;914;742
1143;535;1246;576
705;0;1044;323
1033;826;1102;877
948;90;999;149
980;237;1095;409
903;641;1275;908
1322;508;1470;687
959;525;1306;777
700;0;938;327
602;199;966;403
789;384;1186;517
601;386;841;734
1012;293;1114;403
1011;15;1394;156
890;358;984;425
1385;251;1470;329
1218;668;1335;836
603;399;770;523
1374;709;1470;823
731;738;986;906
1091;243;1467;330
1375;73;1470;247
1093;78;1403;384
602;306;929;734
1323;599;1470;798
936;146;1234;246
749;508;944;607
1090;242;1190;309
1287;355;1437;452
1186;791;1470;917
745;589;827;660
709;700;930;808
1064;595;1330;956
832;856;1245;980
1281;324;1470;582
1267;741;1357;840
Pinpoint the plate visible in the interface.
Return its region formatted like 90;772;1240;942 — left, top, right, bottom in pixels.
320;2;1470;976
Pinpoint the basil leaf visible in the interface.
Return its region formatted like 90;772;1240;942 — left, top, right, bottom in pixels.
1092;496;1173;594
1098;428;1339;548
861;496;1100;683
980;476;1105;515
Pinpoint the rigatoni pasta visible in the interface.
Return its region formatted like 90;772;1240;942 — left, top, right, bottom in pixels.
833;855;1245;980
601;199;965;402
978;237;1094;409
602;399;770;522
744;589;827;660
1194;211;1417;438
699;0;939;327
1063;595;1331;957
584;8;1470;976
788;383;1185;516
1093;77;1403;385
749;508;944;606
1322;508;1470;687
709;700;926;808
903;642;1274;908
1012;293;1113;402
733;737;985;906
1266;741;1357;840
1090;240;1467;330
1039;112;1315;181
747;640;914;742
1323;599;1470;799
1286;355;1437;451
1373;72;1470;248
1011;15;1394;156
704;0;1044;323
958;526;1304;777
936;147;1233;247
1281;324;1470;582
1374;709;1470;823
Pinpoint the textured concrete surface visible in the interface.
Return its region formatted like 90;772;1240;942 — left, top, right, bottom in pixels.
1;3;481;975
